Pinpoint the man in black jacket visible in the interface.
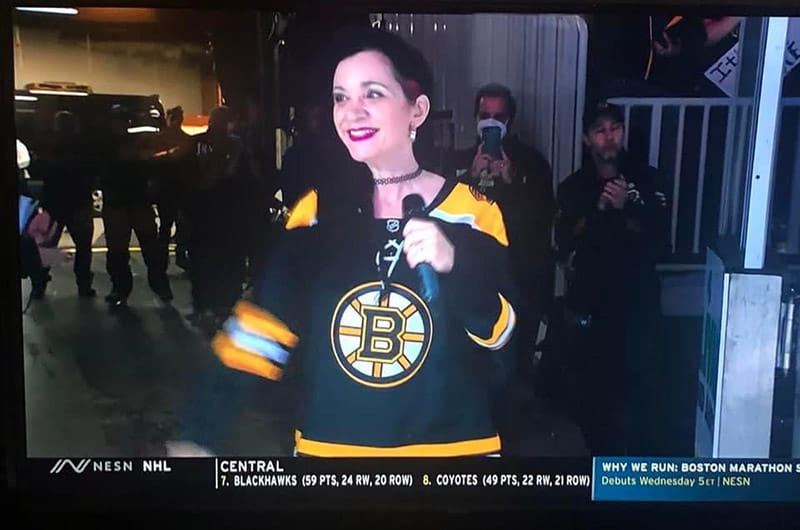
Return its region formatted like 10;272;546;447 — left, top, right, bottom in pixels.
40;111;96;298
152;106;194;272
450;84;557;456
185;106;248;332
452;84;556;368
555;102;670;456
102;106;172;306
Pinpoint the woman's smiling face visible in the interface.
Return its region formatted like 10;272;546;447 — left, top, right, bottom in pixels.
332;50;419;166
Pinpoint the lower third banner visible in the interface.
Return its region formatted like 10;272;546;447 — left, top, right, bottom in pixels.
593;457;800;501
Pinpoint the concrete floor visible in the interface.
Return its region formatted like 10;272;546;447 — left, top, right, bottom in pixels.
22;249;291;458
21;245;589;458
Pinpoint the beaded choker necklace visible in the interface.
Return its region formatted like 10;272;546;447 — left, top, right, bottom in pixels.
374;167;423;186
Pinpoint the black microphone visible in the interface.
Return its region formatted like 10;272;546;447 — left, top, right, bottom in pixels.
402;194;440;305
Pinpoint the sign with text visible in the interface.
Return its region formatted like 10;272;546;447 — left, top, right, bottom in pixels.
705;18;800;97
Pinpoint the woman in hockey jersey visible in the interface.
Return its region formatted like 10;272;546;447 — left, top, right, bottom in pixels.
169;27;518;457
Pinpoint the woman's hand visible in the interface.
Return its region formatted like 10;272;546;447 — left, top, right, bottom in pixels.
403;218;455;274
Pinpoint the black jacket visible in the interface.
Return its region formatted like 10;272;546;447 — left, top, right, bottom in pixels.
451;135;557;325
40;135;94;217
150;126;194;201
556;153;670;317
101;133;154;208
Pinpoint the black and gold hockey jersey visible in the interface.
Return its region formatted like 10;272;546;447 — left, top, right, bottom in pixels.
212;179;516;456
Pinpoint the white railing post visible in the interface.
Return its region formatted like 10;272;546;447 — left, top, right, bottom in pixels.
609;94;798;260
672;105;686;253
731;103;752;238
649;104;663;168
693;106;711;254
719;104;738;237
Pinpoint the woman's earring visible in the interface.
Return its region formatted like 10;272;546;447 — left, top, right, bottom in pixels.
409;127;417;142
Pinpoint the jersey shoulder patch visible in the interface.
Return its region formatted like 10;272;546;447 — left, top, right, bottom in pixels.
429;182;508;247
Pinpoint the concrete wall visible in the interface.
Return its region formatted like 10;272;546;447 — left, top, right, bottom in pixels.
13;25;211;115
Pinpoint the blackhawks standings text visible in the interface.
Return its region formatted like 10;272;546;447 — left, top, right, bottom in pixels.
213;458;591;490
30;457;800;502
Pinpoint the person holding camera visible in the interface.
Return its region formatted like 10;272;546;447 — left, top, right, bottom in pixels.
452;84;556;374
554;101;670;456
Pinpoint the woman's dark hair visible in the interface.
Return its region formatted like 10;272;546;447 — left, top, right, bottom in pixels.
312;27;435;229
330;26;434;106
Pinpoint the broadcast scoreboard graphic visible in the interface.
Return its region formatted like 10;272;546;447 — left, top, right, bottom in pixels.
24;457;800;503
27;457;593;504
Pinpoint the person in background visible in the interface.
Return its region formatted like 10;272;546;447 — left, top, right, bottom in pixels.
17;138;52;300
38;110;96;298
280;100;326;209
555;101;670;456
452;83;556;374
185;105;247;333
586;15;742;100
102;106;173;307
235;95;279;289
152;105;193;272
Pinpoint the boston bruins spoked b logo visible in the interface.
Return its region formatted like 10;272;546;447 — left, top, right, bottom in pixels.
330;281;433;388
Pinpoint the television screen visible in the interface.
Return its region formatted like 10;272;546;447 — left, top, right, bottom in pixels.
5;0;800;523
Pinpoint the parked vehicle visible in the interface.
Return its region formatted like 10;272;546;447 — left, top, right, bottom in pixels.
14;83;165;216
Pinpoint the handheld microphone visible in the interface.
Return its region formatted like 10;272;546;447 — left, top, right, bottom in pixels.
402;194;440;305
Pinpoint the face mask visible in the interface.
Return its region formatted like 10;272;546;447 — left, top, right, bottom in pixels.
477;118;507;140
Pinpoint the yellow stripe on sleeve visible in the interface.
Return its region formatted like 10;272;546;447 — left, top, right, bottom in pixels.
234;301;299;349
466;293;516;350
285;188;318;230
212;334;283;381
430;183;509;247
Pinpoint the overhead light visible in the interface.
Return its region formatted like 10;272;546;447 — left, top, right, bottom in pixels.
16;7;79;16
127;126;160;134
15;95;38;101
29;89;89;96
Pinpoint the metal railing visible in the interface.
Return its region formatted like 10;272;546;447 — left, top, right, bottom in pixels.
608;97;800;257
